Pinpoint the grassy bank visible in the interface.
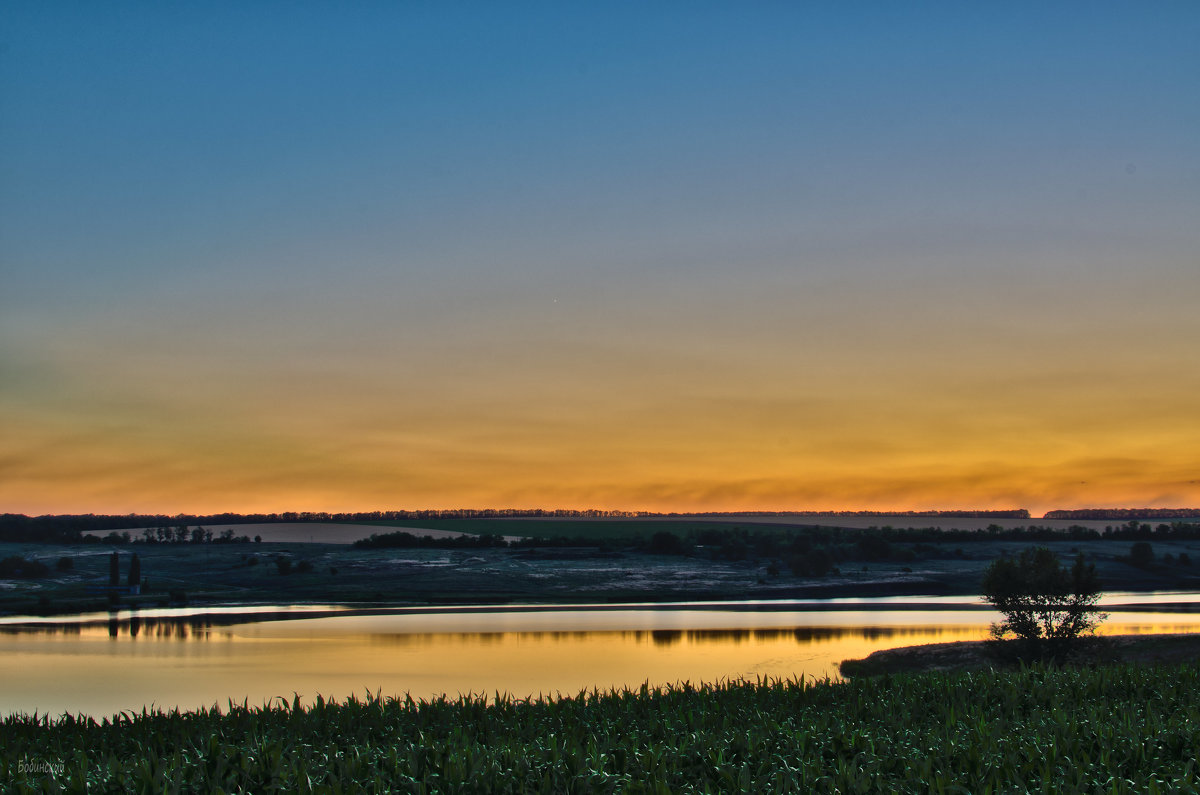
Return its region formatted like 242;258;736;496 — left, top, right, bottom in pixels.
4;664;1198;792
839;633;1200;679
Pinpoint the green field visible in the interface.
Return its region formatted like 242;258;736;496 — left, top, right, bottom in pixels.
4;663;1197;792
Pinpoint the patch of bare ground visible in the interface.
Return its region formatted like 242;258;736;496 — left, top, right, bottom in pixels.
839;632;1200;678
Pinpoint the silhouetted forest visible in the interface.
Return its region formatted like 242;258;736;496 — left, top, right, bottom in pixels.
1044;508;1200;520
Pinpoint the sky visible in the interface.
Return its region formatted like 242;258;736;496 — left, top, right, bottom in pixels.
2;3;1198;517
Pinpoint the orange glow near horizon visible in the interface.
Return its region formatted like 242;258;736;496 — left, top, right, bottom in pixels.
5;328;1198;518
3;7;1198;519
4;285;1199;518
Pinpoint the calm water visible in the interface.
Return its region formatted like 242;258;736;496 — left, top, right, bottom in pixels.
3;594;1199;719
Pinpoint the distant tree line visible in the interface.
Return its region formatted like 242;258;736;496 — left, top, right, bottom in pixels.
685;510;1032;519
353;532;509;550
347;521;1200;558
2;507;1035;543
133;526;253;545
1044;508;1200;520
67;527;256;546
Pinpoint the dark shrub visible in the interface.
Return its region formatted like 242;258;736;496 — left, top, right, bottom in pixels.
787;548;833;577
1129;542;1154;567
982;547;1104;656
0;556;50;578
648;531;686;555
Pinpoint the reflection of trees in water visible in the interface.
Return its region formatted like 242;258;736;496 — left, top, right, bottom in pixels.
3;614;220;640
651;630;682;646
0;617;985;645
638;626;970;647
0;608;354;640
358;625;983;649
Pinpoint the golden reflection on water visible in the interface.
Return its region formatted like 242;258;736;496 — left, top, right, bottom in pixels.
1;607;1198;719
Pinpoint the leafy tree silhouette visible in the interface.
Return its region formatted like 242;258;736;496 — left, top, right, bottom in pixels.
982;547;1104;657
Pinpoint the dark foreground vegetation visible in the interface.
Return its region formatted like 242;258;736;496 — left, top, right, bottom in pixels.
3;664;1198;792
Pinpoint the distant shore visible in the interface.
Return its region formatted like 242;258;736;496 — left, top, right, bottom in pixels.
4;517;1200;617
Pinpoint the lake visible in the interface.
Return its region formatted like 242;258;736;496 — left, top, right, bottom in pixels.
3;593;1199;719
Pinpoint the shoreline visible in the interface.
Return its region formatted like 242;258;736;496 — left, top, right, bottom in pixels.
6;581;1200;621
7;580;1200;621
839;631;1200;678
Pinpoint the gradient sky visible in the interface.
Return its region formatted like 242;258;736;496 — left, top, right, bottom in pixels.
2;3;1198;516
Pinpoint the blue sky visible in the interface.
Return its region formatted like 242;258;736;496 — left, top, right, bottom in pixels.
2;3;1198;514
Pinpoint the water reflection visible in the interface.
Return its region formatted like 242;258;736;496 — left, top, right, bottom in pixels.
2;613;225;641
353;624;962;648
11;617;977;646
5;601;1200;646
2;596;1199;719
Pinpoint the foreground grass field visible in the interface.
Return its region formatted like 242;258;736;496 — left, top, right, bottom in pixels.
4;664;1197;792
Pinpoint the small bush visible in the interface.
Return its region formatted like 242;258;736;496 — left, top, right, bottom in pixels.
1129;542;1154;567
648;531;686;555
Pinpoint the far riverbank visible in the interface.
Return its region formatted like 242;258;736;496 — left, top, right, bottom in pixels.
4;530;1200;618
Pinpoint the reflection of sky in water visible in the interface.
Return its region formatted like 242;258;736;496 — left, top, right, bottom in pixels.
9;595;1200;634
3;596;1199;719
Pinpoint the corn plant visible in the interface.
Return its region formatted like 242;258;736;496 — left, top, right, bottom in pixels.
3;664;1198;792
